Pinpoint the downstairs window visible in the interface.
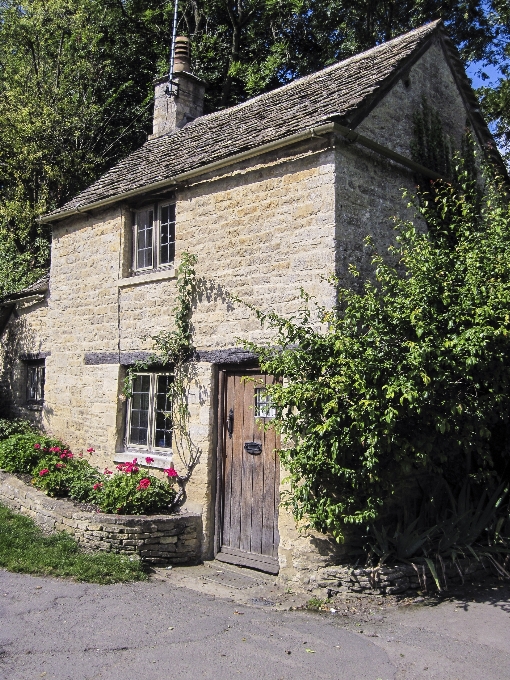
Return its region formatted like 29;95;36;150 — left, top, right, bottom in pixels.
126;372;173;452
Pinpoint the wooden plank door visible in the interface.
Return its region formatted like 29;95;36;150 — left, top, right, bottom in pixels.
216;370;280;574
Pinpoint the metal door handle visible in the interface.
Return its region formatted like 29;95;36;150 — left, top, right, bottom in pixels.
227;408;234;439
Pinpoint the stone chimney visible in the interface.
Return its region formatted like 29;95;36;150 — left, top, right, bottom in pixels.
150;36;205;139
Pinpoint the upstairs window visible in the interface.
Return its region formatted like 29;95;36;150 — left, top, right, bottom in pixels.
26;361;45;405
134;202;175;272
126;372;173;452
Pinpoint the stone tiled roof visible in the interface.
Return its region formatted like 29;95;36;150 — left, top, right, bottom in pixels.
47;21;443;219
2;273;50;302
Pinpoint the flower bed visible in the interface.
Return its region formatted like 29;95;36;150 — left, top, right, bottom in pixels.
0;434;177;515
0;470;202;565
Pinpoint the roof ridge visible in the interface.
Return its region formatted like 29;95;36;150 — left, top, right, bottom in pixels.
148;19;441;141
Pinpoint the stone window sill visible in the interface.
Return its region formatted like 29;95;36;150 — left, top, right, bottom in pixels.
113;451;173;470
117;268;176;288
25;402;43;411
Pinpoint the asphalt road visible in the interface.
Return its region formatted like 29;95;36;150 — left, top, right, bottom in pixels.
1;568;509;680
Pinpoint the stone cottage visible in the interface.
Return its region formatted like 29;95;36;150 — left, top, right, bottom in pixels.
0;21;502;583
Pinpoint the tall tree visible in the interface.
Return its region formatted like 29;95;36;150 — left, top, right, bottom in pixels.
477;0;510;167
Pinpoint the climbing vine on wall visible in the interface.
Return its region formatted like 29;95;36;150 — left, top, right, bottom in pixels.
411;96;453;179
124;252;199;507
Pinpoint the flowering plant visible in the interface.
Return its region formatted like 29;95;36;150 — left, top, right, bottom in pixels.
99;471;176;515
0;434;67;474
0;433;177;515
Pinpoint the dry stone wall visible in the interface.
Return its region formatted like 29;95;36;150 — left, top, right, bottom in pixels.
310;561;490;596
0;471;202;565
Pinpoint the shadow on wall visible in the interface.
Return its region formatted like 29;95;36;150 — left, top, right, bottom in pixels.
195;277;235;313
0;300;47;427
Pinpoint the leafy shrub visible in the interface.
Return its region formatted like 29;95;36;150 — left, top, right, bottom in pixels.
32;453;103;503
356;481;510;588
0;434;65;473
0;418;35;440
241;156;510;541
99;470;176;515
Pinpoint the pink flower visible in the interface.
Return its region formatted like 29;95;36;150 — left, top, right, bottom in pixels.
55;463;64;469
164;467;178;478
39;469;49;476
93;483;103;490
137;478;151;490
145;457;154;465
49;447;61;453
104;468;113;475
116;461;139;474
66;452;74;459
60;453;67;459
34;443;41;450
87;448;95;453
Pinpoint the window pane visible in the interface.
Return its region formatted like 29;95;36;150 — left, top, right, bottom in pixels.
154;374;172;448
254;388;276;418
27;364;44;402
129;374;151;446
159;204;175;266
136;210;153;269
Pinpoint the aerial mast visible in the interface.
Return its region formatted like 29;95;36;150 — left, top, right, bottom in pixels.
167;0;179;96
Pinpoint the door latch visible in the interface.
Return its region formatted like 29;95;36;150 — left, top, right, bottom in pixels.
227;408;234;439
244;441;262;455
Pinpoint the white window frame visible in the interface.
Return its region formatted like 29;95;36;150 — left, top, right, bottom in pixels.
125;372;173;454
254;387;276;419
133;201;176;273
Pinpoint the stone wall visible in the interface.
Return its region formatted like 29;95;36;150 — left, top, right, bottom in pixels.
310;560;491;597
0;471;202;565
0;295;50;427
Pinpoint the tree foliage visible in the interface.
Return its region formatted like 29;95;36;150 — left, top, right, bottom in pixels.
0;0;508;296
241;157;510;541
475;0;510;168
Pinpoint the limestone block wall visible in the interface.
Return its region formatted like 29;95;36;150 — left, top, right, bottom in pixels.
0;296;50;427
118;140;338;353
309;561;490;596
334;37;479;289
0;470;202;565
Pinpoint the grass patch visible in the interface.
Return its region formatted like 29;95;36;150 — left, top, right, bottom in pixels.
0;503;148;584
306;597;327;610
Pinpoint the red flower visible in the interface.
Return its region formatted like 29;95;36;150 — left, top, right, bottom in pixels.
34;443;41;450
39;469;49;476
137;478;151;490
66;452;74;459
145;457;154;465
116;461;139;474
93;483;103;490
87;448;95;453
164;467;178;478
60;453;67;459
55;463;64;469
104;468;113;475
